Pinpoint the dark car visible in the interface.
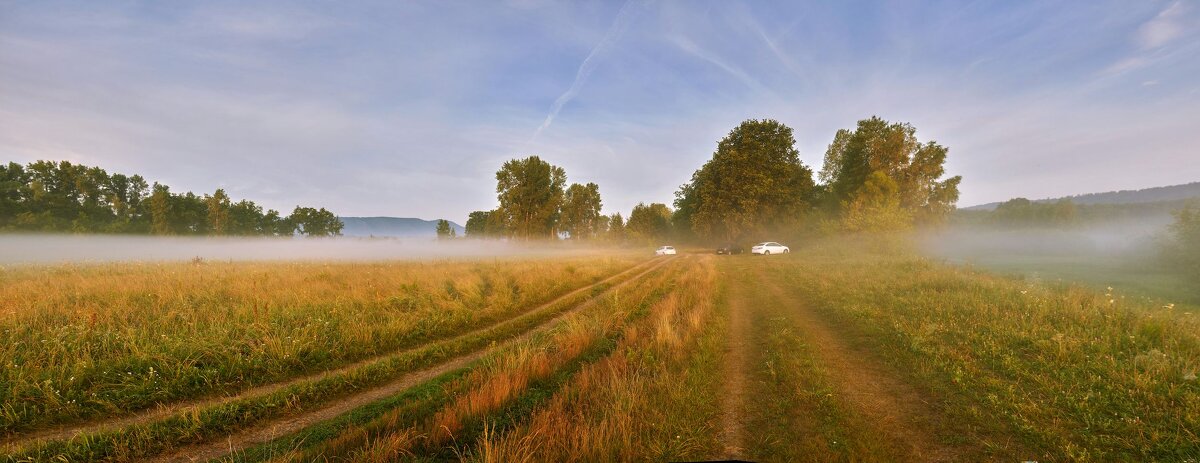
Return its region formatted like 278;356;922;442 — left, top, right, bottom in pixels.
716;243;744;255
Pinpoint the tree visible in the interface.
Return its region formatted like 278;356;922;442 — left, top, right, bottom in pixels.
559;182;603;240
0;162;30;230
495;156;566;239
205;189;231;235
626;203;672;244
465;211;490;238
606;212;625;242
149;183;174;235
839;170;912;232
820;116;961;226
289;207;343;237
674;119;816;242
436;219;456;240
227;200;264;235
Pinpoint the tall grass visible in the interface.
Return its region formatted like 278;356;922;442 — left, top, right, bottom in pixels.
777;238;1200;461
267;259;687;462
463;256;723;462
0;255;639;434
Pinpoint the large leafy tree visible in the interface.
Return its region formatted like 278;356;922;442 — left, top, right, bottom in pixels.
290;207;343;237
674;119;816;242
559;182;603;240
820;116;961;225
626;202;672;244
495;156;566;239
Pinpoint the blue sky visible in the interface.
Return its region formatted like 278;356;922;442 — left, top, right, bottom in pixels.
2;1;1198;222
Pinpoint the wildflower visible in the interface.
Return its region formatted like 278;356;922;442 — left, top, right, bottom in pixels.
1020;290;1028;295
1109;299;1115;304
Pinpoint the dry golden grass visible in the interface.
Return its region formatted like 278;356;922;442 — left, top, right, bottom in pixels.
0;255;639;434
281;259;686;462
464;256;722;462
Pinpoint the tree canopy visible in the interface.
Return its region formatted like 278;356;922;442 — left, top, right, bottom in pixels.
495;156;567;239
560;182;604;240
674;119;816;241
626;202;673;244
820;116;961;228
436;219;456;240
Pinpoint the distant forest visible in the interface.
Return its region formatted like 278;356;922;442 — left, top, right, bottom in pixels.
0;160;342;236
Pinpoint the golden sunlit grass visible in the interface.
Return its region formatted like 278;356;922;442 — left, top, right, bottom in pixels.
7;237;1195;462
273;258;686;462
462;256;722;462
0;255;639;434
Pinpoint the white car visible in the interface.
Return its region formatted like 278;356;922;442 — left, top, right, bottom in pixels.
751;242;789;255
655;246;677;255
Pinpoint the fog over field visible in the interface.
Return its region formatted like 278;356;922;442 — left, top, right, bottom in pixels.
921;217;1172;261
0;235;603;265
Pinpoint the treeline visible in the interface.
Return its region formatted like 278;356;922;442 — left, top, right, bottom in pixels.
953;197;1199;228
464;116;962;244
0;160;342;236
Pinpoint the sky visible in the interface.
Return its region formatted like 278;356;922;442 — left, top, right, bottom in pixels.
2;0;1199;222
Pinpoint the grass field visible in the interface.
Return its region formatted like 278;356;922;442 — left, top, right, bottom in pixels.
2;239;1198;462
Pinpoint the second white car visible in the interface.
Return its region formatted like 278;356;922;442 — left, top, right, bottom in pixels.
655;246;677;255
751;242;789;255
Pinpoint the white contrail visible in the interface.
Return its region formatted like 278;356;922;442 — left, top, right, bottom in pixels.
532;0;645;139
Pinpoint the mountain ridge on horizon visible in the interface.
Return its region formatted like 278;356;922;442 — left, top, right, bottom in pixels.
963;181;1200;211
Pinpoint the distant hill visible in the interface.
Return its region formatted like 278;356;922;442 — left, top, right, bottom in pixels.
964;181;1200;211
338;217;465;238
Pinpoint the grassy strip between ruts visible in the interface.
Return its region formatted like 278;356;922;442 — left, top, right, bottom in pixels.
735;275;857;462
256;260;687;462
1;256;642;436
460;256;723;462
777;239;1200;461
5;259;671;462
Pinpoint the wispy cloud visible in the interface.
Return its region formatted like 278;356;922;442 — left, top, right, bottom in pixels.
1138;1;1187;49
669;35;770;95
1104;1;1195;75
532;0;645;139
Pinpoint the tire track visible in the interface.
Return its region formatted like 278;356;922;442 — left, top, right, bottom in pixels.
2;257;660;452
149;257;678;462
750;263;966;462
718;269;750;460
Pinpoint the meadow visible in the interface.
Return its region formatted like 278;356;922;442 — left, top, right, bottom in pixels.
2;239;1198;462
